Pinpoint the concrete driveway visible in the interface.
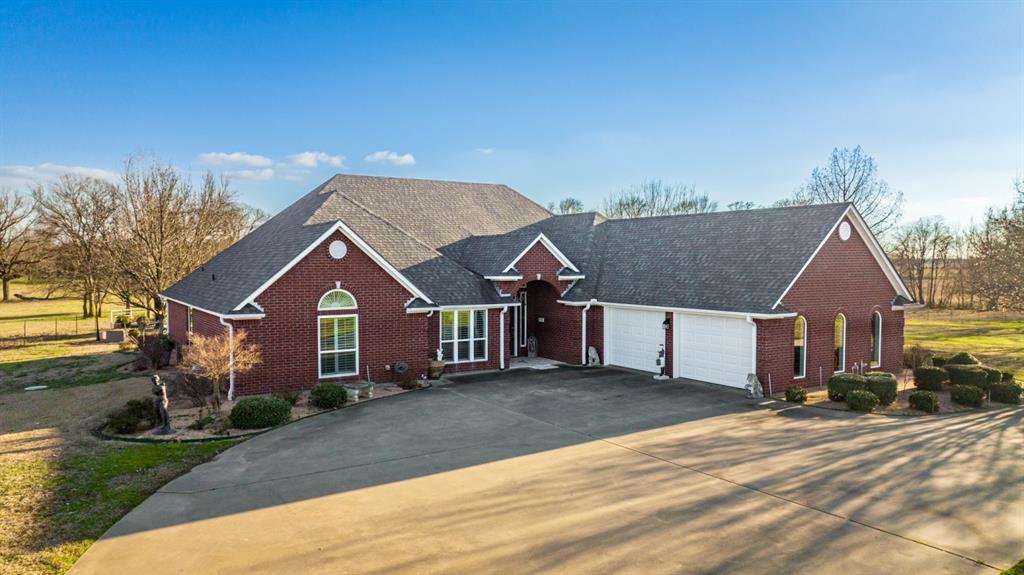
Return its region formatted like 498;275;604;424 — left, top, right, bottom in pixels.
71;367;1022;574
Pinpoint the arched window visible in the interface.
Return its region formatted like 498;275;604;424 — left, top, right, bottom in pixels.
834;314;846;373
318;289;357;311
870;311;882;367
793;316;807;378
318;289;358;378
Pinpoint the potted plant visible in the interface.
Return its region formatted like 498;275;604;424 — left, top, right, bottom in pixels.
428;348;446;379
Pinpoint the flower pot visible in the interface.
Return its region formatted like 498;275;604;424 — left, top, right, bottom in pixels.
428;360;446;379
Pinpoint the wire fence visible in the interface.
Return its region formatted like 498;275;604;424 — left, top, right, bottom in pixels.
0;318;98;346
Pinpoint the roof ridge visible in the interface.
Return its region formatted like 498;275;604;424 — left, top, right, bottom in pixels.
596;202;851;224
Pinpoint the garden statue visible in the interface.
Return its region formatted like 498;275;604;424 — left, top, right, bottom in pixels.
587;346;600;366
151;374;174;435
654;344;668;380
745;373;764;399
527;335;538;358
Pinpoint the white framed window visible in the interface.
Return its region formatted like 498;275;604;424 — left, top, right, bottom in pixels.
793;316;807;379
318;289;357;311
440;309;487;363
834;313;846;373
319;315;358;378
870;311;882;367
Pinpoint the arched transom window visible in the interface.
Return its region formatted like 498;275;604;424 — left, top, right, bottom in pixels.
834;314;846;373
318;289;357;311
793;316;807;378
871;311;882;367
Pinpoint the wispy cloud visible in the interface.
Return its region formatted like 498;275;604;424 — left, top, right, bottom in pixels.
476;148;495;155
197;152;273;167
0;163;119;188
364;150;416;166
224;168;275;181
286;151;345;168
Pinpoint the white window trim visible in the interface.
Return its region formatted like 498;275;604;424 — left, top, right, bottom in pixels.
502;233;580;274
834;313;847;373
187;306;194;343
318;289;358;311
440;309;488;364
870;311;882;368
794;315;807;379
318;313;359;379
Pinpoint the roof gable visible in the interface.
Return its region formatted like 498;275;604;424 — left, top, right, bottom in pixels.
502;233;580;274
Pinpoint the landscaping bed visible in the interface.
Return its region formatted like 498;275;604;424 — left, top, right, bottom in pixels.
802;381;982;415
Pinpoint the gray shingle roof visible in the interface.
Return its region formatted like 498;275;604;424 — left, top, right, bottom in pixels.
163;175;861;318
560;203;853;314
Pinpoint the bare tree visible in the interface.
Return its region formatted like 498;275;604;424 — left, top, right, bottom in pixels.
797;146;904;235
972;179;1024;311
0;190;39;301
179;329;262;411
727;201;756;211
547;198;585;214
32;175;118;337
602;180;717;219
109;156;258;318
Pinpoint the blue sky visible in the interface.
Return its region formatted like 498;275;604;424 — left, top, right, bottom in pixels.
1;1;1021;228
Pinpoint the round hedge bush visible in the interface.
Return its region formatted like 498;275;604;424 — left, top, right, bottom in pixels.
908;390;939;413
309;383;348;409
946;352;980;365
784;385;807;403
980;366;1002;386
913;366;948;391
950;384;985;407
930;356;948;368
230;396;291;429
827;374;867;401
846;389;880;412
945;365;990;389
991;382;1022;405
1002;370;1017;383
865;373;898;406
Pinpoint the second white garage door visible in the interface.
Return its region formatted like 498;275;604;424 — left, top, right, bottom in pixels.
604;307;665;373
673;313;754;388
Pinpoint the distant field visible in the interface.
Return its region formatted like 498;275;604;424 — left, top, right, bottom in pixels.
905;309;1024;376
0;282;127;339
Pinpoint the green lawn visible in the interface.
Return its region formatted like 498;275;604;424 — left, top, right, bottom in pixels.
905;309;1024;376
0;439;236;574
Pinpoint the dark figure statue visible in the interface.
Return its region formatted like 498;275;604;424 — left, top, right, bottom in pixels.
151;374;174;435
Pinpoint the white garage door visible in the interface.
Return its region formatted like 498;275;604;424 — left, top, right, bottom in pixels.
604;307;665;373
674;313;753;388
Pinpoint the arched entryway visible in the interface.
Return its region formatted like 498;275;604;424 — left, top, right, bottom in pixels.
511;279;564;362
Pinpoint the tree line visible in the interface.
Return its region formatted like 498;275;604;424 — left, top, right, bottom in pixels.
0;155;266;335
546;146;1022;312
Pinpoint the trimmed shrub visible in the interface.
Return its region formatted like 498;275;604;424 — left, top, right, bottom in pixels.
1002;370;1017;383
945;365;990;389
827;374;867;401
229;396;291;429
913;366;948;391
908;390;939;413
950;384;985;407
865;373;898;406
309;383;348;409
930;355;948;368
139;334;175;369
980;366;1003;386
274;390;301;406
846;389;880;412
784;385;807;403
991;382;1022;405
398;370;420;390
106;399;157;434
903;345;930;369
946;352;980;365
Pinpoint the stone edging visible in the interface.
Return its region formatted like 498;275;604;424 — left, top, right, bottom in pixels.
93;381;433;444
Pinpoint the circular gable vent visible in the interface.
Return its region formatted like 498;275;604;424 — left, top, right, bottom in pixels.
329;240;348;259
838;221;851;241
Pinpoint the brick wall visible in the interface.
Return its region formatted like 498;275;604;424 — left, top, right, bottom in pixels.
756;216;905;392
663;311;673;377
229;229;433;395
166;300;224;347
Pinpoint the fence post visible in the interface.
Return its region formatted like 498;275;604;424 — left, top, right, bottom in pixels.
55;319;58;338
23;321;26;338
75;319;78;335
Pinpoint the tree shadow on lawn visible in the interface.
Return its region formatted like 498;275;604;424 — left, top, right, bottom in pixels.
77;367;1024;572
0;343;136;394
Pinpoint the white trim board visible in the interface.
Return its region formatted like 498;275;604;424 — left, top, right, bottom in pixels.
234;220;433;312
161;295;266;321
556;299;795;320
772;206;913;310
502;233;580;274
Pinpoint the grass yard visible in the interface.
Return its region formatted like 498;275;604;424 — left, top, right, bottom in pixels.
904;309;1024;376
0;377;238;575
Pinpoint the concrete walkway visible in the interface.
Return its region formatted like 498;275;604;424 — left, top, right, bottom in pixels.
71;367;1023;574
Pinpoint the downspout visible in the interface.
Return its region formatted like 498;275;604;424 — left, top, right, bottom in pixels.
745;315;758;388
499;306;508;370
581;301;593;365
219;317;236;401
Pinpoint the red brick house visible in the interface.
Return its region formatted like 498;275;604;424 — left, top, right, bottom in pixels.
161;175;916;398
